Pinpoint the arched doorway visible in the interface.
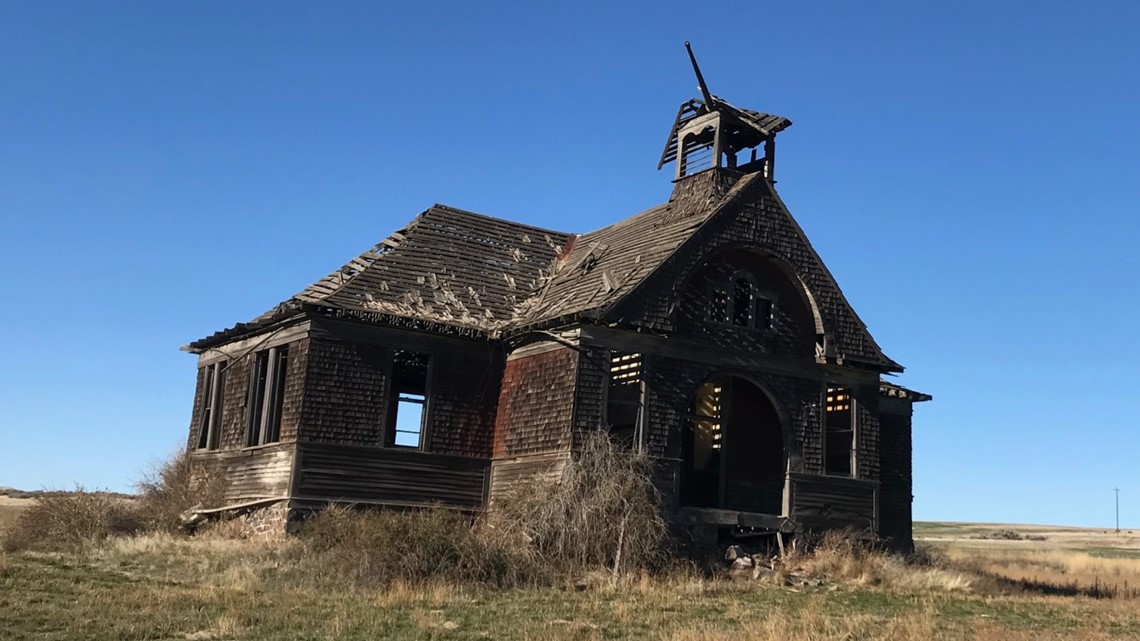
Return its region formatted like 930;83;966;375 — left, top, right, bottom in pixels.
680;376;785;514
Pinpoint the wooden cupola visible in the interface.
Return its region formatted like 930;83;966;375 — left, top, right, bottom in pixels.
658;42;793;181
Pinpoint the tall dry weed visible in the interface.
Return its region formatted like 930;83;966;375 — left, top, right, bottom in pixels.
299;504;541;588
782;531;970;592
1;488;143;552
485;431;670;578
135;448;228;533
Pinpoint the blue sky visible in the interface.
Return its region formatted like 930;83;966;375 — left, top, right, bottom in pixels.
2;1;1137;528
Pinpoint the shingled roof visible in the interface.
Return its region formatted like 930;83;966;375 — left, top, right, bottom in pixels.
188;170;898;373
186;205;571;350
518;170;745;326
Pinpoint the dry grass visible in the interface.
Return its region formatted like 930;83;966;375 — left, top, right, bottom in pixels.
917;521;1140;599
776;531;972;593
299;504;543;589
942;547;1140;598
1;449;229;553
485;431;670;579
1;489;144;552
3;533;1140;640
134;447;229;533
0;497;31;534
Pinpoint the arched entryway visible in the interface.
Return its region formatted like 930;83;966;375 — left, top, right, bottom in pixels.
680;376;785;514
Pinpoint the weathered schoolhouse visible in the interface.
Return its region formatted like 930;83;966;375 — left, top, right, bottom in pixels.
183;52;929;548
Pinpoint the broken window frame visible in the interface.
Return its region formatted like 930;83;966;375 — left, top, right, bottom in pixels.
823;386;857;478
605;351;645;452
707;270;774;330
196;361;225;450
246;345;289;447
385;349;432;450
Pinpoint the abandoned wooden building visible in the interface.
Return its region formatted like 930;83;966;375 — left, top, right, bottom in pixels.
183;55;929;548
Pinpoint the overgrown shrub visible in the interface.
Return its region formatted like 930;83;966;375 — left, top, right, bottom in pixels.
297;432;670;588
485;431;671;578
1;489;144;552
780;530;969;591
135;448;228;533
299;505;542;588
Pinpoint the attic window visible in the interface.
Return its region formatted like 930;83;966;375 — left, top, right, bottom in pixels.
824;386;856;477
708;271;773;329
387;349;431;449
607;352;643;449
732;277;754;326
247;346;289;447
196;362;225;450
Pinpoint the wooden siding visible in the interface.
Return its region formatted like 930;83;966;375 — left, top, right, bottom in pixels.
190;444;295;503
294;442;489;508
878;397;914;548
300;338;390;445
604;171;896;370
674;248;818;360
488;451;570;502
788;472;878;531
428;350;502;458
190;337;309;450
492;344;577;457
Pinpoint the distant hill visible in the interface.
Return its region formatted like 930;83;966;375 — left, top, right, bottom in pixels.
0;487;136;500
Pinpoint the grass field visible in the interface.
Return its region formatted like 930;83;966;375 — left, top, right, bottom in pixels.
0;496;32;534
2;500;1139;640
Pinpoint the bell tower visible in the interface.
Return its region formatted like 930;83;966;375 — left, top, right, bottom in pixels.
658;42;793;182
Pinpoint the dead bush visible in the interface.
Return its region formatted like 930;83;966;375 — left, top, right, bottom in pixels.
1;489;144;552
298;504;543;589
135;448;228;533
485;431;671;579
778;530;970;591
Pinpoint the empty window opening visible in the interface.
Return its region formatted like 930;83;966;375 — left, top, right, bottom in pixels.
387;349;430;449
708;270;774;330
197;362;225;450
732;277;754;326
824;386;855;477
681;381;724;507
607;352;643;449
690;382;723;458
710;286;730;323
247;346;288;447
755;297;773;330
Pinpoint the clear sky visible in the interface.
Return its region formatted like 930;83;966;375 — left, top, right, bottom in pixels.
2;1;1137;528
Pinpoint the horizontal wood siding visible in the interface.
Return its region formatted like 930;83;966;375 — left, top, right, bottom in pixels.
190;444;295;503
789;473;878;531
488;452;570;502
294;442;489;508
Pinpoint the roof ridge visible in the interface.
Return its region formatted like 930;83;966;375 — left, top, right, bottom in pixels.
431;203;572;238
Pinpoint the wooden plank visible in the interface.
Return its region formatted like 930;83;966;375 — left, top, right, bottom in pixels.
294;442;490;508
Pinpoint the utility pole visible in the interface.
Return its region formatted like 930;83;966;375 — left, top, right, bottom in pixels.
1114;487;1120;534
